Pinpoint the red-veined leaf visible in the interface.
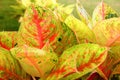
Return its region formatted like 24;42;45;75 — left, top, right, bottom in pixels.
0;47;31;80
88;46;120;80
17;5;77;55
46;43;108;80
93;18;120;47
92;2;118;26
10;45;58;78
0;31;17;50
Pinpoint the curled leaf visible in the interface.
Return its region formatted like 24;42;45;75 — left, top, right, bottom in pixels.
92;2;118;26
10;45;58;78
0;31;17;50
46;43;107;80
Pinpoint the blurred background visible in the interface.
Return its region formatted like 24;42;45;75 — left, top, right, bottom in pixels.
0;0;120;31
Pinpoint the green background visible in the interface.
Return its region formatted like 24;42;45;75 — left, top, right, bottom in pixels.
0;0;120;31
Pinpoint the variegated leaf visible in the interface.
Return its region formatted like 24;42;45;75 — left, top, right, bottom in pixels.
88;46;120;80
46;43;107;80
92;2;118;26
65;15;96;43
76;0;92;29
0;47;31;80
93;18;120;47
10;45;58;78
0;31;17;50
17;5;77;55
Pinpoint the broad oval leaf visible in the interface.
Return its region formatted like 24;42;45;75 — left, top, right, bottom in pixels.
46;43;107;80
93;18;120;47
0;47;31;80
10;45;58;78
17;5;78;55
0;31;17;50
65;15;96;43
92;2;118;26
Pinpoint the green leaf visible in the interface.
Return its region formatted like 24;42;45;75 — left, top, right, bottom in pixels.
65;15;96;43
0;47;31;80
10;45;58;78
0;31;17;50
93;18;120;47
46;43;107;80
92;2;119;26
17;5;77;55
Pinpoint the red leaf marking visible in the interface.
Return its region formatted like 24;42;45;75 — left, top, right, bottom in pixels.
49;33;58;43
106;34;120;47
63;68;77;77
0;66;23;80
87;72;104;80
32;7;44;49
101;1;105;20
77;51;106;72
50;66;66;77
24;45;44;77
0;37;10;50
98;55;113;78
32;6;58;49
0;78;3;80
11;33;16;48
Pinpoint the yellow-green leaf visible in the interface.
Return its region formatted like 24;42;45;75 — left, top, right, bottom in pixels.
92;2;118;26
10;45;58;78
93;18;120;47
65;15;96;43
46;43;107;80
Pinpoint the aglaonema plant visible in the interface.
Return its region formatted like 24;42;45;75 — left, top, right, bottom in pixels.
0;0;120;80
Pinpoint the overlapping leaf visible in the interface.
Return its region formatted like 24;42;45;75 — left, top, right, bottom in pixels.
10;45;58;78
109;46;120;78
0;31;17;50
21;0;57;8
75;0;92;29
93;18;120;47
88;46;120;80
0;47;31;80
54;4;74;22
17;5;77;55
92;2;118;26
46;43;107;80
65;15;96;43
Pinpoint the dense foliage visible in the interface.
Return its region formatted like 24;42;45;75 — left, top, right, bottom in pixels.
0;0;120;80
